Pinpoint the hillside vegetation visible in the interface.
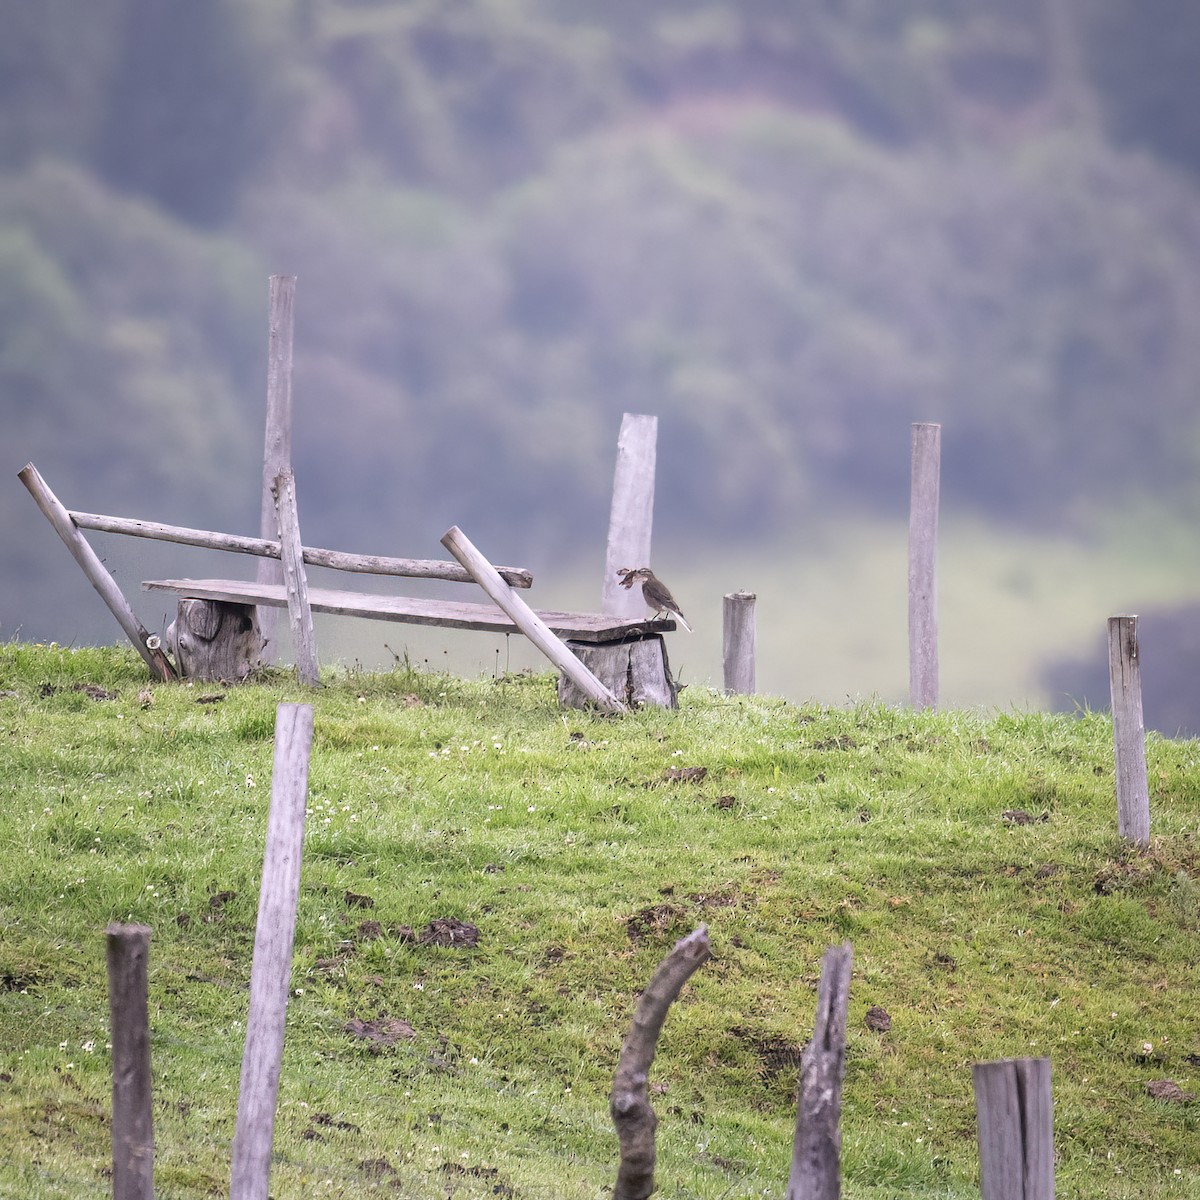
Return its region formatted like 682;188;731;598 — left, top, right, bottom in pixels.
6;0;1200;657
0;642;1196;1198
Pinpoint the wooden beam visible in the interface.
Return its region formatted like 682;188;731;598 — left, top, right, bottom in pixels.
67;510;533;587
441;525;627;712
19;464;177;681
271;471;320;686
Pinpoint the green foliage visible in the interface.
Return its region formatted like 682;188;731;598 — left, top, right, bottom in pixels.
0;643;1197;1198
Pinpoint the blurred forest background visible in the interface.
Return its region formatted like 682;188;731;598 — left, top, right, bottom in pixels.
4;0;1200;729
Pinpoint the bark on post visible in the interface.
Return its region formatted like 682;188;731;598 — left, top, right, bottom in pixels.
972;1057;1054;1200
723;591;756;695
106;923;154;1200
18;464;177;681
908;423;940;710
271;471;320;687
559;635;678;710
611;926;711;1200
442;525;627;714
167;598;263;682
256;275;296;658
786;943;853;1200
1107;615;1151;846
231;704;313;1200
602;414;657;618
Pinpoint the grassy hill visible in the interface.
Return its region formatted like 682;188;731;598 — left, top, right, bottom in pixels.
0;641;1196;1199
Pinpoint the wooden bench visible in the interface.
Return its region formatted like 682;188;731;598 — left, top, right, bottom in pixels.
20;464;679;711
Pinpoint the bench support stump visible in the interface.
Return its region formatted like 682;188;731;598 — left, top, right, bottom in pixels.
168;598;263;683
558;635;678;710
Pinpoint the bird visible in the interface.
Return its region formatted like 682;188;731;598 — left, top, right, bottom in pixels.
619;567;692;632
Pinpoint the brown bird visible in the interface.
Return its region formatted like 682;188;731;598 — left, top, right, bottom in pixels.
620;567;692;632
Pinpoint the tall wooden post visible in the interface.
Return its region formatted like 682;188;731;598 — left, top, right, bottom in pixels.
908;423;940;710
230;704;313;1200
723;591;756;695
106;923;154;1200
256;276;296;658
1107;615;1151;846
972;1057;1054;1200
602;414;657;618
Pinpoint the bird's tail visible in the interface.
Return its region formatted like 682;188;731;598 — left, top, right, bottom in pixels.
675;612;693;633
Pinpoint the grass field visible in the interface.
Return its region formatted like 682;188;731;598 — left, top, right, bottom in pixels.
0;641;1197;1198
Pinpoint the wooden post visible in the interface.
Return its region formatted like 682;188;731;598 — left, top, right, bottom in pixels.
256;275;296;658
908;423;940;710
442;526;627;714
230;704;313;1200
106;923;154;1200
1107;615;1151;846
559;636;678;710
786;943;853;1200
723;591;756;695
271;471;320;686
602;414;657;618
972;1057;1054;1200
18;464;177;681
168;598;263;682
611;927;711;1200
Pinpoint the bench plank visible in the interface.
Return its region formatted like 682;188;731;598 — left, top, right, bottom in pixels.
143;579;675;644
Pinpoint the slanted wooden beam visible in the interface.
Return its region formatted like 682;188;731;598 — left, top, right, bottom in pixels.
271;471;320;686
19;464;177;681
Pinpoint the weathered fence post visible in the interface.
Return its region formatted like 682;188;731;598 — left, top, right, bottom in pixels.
271;471;320;686
972;1057;1054;1200
18;465;177;681
1107;615;1151;846
230;703;314;1200
723;591;756;695
106;923;154;1200
908;422;940;710
611;927;711;1200
786;942;853;1200
256;275;296;659
602;414;657;619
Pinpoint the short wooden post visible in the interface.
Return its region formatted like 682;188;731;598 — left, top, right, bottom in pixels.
972;1057;1054;1200
908;422;940;710
723;591;756;694
611;927;711;1200
1107;615;1150;846
442;526;627;714
256;275;296;658
106;923;154;1200
18;464;177;681
602;414;657;618
271;471;319;686
230;704;314;1200
786;943;853;1200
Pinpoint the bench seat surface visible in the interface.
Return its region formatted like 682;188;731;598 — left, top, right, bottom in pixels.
144;578;674;643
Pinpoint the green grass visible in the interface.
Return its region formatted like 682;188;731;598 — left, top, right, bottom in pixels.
0;641;1197;1199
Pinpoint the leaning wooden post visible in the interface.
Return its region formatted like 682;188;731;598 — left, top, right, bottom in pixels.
18;464;177;681
908;422;940;710
611;926;711;1200
723;591;756;695
256;275;296;659
230;704;314;1200
106;923;154;1200
271;471;320;687
786;943;853;1200
1107;615;1151;846
972;1057;1054;1200
442;526;627;714
602;414;657;618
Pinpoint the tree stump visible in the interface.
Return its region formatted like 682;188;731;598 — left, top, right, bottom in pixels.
558;635;678;710
168;598;263;682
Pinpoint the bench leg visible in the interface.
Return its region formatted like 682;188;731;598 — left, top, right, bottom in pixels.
557;635;678;710
168;599;264;683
